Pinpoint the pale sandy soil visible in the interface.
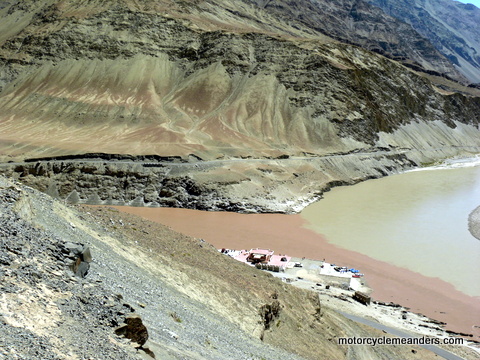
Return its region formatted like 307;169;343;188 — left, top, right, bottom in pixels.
111;206;480;340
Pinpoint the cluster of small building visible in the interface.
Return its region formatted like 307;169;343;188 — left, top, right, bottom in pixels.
320;262;364;278
219;247;363;277
219;248;293;272
219;247;371;304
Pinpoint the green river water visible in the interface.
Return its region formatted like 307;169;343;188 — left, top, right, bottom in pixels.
301;161;480;297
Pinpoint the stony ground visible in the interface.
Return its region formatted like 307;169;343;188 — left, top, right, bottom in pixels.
0;178;141;359
2;175;477;360
0;176;312;360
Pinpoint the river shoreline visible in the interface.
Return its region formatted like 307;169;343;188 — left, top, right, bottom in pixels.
110;205;480;340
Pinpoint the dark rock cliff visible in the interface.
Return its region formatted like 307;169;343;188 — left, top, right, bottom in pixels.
250;0;467;81
365;0;480;83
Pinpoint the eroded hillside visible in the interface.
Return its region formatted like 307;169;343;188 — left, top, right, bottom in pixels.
0;0;479;162
1;2;480;359
0;0;479;213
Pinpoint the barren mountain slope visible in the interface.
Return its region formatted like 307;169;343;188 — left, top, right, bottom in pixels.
249;0;466;81
366;0;480;83
0;0;479;162
0;176;455;360
1;2;479;359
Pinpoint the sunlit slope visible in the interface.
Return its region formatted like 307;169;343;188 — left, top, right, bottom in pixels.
0;54;359;158
0;0;479;160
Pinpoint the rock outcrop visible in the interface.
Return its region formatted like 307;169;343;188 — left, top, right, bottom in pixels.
251;0;466;81
2;119;480;213
115;314;149;348
0;149;428;213
468;205;480;241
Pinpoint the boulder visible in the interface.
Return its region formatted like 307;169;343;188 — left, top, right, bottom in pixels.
115;314;149;347
81;247;92;263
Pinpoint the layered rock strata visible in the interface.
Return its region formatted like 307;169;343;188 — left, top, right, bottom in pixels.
2;140;480;213
0;1;479;162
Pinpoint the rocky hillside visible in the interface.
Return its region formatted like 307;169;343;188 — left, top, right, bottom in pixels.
249;0;465;81
1;2;479;358
0;0;479;162
365;0;480;83
0;150;419;213
0;177;146;359
2;175;455;360
0;0;479;212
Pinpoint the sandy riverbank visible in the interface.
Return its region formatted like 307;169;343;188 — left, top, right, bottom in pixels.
110;206;480;339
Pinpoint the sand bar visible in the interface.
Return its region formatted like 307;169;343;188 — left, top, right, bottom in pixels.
110;206;480;339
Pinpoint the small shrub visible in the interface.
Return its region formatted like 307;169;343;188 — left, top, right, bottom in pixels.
170;312;182;323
